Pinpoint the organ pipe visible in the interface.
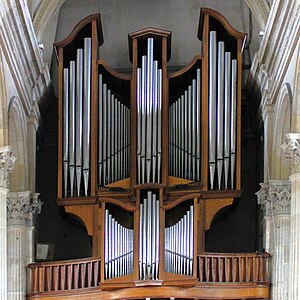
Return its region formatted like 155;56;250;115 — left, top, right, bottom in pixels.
83;38;91;196
105;209;134;279
76;49;83;196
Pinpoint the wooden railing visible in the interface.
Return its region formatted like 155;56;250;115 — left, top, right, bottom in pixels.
198;253;270;283
28;257;101;293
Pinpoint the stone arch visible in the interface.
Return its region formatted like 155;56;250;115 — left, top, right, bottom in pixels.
0;50;8;146
8;97;29;192
271;83;292;180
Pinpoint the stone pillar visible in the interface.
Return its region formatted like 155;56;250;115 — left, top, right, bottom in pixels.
281;133;300;300
6;191;42;300
256;180;291;300
0;147;16;300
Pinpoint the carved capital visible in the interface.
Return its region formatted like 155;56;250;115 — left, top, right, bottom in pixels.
256;180;291;217
281;133;300;173
7;191;43;226
0;146;16;188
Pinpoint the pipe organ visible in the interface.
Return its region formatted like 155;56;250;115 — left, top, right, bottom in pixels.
55;7;246;294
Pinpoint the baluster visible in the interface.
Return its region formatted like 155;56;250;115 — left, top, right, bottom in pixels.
39;266;45;292
80;263;86;288
45;266;52;291
232;257;238;282
66;264;73;289
225;257;231;282
59;265;66;290
73;263;79;289
93;260;100;286
87;262;93;287
212;257;217;282
53;265;59;291
218;257;224;282
205;256;211;282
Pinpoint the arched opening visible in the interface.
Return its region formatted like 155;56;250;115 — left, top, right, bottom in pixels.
271;83;292;180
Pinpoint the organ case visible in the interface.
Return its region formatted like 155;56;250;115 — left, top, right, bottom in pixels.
54;7;246;288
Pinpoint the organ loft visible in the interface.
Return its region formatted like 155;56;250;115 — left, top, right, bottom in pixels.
28;8;270;300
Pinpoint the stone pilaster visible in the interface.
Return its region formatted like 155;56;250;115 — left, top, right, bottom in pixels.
281;133;300;300
6;191;42;300
256;180;291;300
0;147;16;300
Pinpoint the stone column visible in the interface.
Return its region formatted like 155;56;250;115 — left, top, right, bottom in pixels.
0;147;16;300
256;180;291;300
281;133;300;299
6;192;42;300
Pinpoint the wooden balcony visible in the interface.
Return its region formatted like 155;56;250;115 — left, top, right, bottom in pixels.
27;252;270;299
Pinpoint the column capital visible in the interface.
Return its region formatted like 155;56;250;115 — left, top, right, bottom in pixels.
0;146;16;189
256;180;291;217
281;133;300;173
7;191;42;226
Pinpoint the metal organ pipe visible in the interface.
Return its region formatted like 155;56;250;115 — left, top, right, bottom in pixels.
164;205;194;276
136;38;162;184
207;31;238;190
217;41;225;189
169;68;201;182
139;191;160;280
224;52;231;189
69;61;76;197
104;210;134;279
75;49;83;197
230;60;237;187
209;31;217;189
63;68;69;197
97;73;130;186
83;38;91;196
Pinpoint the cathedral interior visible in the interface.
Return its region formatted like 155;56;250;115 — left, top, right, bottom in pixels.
1;0;299;299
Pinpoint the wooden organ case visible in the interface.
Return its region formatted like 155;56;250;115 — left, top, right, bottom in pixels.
42;7;270;300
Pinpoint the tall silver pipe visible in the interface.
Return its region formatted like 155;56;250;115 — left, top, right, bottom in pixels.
142;196;147;279
83;37;91;196
157;69;162;183
107;89;111;183
192;79;197;181
63;68;69;197
190;205;194;275
105;210;109;278
102;84;107;185
111;217;115;278
152;61;158;182
224;52;231;189
146;192;152;277
151;194;157;278
184;90;188;179
209;31;217;189
196;69;201;181
108;213;112;279
98;74;103;186
69;61;75;197
155;199;159;279
76;49;83;196
111;94;115;182
146;38;154;182
180;95;184;178
186;210;190;275
230;60;237;188
139;203;144;279
188;85;192;180
217;42;225;189
141;56;147;184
